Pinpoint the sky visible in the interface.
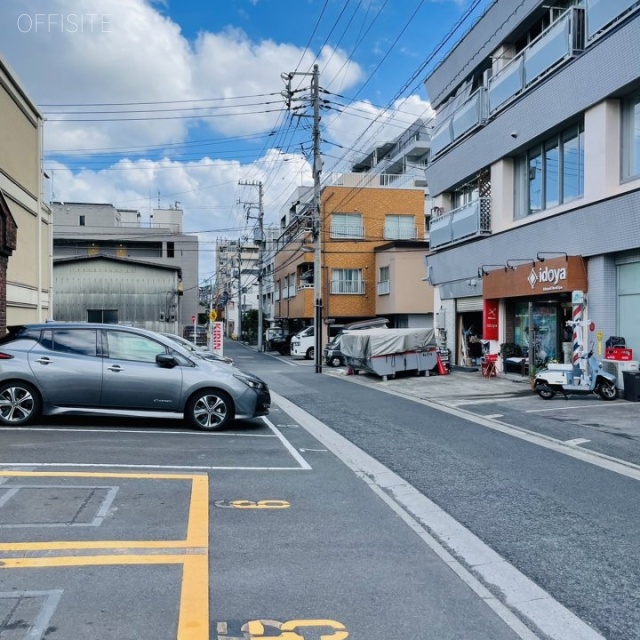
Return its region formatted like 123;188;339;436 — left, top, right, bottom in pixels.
0;0;493;281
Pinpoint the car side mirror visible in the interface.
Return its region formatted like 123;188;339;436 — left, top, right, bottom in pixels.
156;353;177;368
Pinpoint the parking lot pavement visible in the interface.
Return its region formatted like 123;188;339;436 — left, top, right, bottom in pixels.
0;409;534;640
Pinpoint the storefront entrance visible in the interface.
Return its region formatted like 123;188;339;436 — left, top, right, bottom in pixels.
509;298;573;365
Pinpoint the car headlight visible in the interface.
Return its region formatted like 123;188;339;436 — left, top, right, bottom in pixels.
233;374;267;391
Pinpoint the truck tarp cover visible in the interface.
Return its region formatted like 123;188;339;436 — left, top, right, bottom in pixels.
341;328;436;358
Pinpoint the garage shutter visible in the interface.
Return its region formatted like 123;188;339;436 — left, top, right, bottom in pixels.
456;296;483;312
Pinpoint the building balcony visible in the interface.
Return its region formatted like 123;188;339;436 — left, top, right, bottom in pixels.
585;0;640;42
488;7;585;115
431;88;488;158
429;197;491;250
324;172;423;190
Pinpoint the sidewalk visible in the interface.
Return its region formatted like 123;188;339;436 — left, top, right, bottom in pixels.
324;364;534;404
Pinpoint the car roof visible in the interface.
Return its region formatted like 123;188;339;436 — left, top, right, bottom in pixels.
7;323;173;341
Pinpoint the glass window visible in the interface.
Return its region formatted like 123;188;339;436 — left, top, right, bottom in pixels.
529;151;543;214
106;330;167;363
331;269;364;294
562;126;584;201
622;93;640;180
384;214;416;240
544;140;559;208
48;329;98;357
331;213;364;239
515;121;584;217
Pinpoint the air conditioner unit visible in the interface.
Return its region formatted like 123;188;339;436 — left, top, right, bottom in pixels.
601;359;639;390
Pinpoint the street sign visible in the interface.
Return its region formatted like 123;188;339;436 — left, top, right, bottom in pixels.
571;290;584;304
209;310;217;322
191;315;196;324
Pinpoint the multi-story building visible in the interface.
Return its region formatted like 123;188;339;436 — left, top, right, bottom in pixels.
423;0;640;367
51;202;199;332
214;238;260;339
274;171;433;347
0;56;51;332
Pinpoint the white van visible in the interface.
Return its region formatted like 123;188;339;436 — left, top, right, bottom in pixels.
291;318;389;361
290;326;315;359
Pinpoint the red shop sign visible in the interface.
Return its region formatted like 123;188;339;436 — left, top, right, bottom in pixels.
483;299;499;341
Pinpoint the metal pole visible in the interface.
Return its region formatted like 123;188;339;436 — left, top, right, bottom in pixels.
257;183;264;352
237;241;242;342
312;64;323;373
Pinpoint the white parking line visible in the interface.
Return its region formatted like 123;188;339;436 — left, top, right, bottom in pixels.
262;417;312;470
526;405;608;413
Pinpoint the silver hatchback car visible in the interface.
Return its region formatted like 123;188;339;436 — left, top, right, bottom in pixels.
0;323;270;430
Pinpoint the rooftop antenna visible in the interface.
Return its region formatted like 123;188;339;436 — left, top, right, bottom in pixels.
157;190;160;208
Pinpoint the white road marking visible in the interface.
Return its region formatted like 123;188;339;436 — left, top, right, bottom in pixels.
564;438;591;446
526;405;605;413
0;463;308;471
341;382;640;482
273;391;605;640
262;417;312;470
483;414;504;419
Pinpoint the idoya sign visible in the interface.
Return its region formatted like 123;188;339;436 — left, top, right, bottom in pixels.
482;256;587;299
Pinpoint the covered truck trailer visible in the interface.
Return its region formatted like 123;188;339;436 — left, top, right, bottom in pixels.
341;327;437;380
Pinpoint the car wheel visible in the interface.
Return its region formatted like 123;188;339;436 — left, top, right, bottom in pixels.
0;382;41;426
305;347;314;360
186;389;234;431
328;356;342;367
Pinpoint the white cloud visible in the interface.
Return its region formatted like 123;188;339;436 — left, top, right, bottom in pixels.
1;0;427;278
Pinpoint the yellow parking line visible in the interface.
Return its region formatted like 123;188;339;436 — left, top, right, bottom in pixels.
178;555;209;640
0;469;211;639
0;540;204;551
185;474;209;548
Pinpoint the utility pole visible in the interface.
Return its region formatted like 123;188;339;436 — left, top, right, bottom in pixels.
311;64;322;374
282;64;323;372
236;241;242;342
238;180;265;351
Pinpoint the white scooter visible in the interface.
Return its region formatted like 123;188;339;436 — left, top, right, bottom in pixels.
533;347;617;401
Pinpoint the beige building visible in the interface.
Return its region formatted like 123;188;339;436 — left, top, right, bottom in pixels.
274;174;434;344
0;56;50;332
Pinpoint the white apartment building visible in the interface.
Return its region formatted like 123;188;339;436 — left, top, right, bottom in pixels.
423;0;640;369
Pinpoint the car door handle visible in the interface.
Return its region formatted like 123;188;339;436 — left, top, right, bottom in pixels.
107;365;123;372
35;357;53;365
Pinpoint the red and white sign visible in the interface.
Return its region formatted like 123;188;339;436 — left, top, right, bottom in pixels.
212;322;224;355
483;299;499;341
192;315;196;324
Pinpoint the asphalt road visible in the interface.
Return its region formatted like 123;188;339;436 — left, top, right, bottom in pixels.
236;343;640;640
0;341;637;639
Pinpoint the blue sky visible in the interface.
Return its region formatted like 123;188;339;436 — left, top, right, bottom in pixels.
0;0;492;279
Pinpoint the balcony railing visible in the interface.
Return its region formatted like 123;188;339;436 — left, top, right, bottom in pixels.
429;197;492;250
330;281;366;295
384;225;418;240
585;0;640;42
377;280;390;295
431;88;488;158
324;172;421;190
488;7;585;115
331;223;365;239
